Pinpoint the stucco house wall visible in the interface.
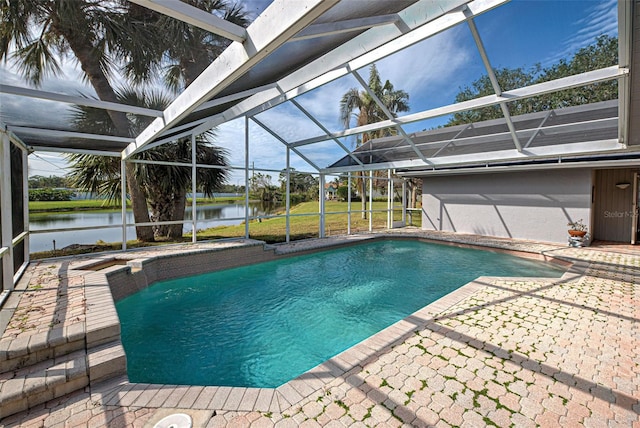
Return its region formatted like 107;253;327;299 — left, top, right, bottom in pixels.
421;169;592;244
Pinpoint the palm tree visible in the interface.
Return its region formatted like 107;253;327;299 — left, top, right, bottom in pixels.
339;64;409;218
0;0;156;241
121;0;250;91
67;88;229;240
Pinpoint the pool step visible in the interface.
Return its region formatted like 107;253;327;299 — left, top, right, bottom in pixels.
0;349;88;419
87;340;127;385
0;339;126;420
0;270;126;421
0;323;86;374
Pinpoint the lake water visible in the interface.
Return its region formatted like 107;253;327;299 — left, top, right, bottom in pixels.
29;203;276;253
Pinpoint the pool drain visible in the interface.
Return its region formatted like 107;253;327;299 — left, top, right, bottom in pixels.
153;413;192;428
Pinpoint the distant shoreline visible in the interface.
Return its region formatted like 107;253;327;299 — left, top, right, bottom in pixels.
29;196;247;213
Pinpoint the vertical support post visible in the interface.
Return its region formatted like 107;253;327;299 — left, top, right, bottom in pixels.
632;172;638;245
285;148;291;243
387;169;392;229
368;170;373;232
402;180;407;225
319;174;325;238
121;159;127;250
21;148;29;265
347;172;352;235
191;134;197;243
244;117;250;239
1;131;14;291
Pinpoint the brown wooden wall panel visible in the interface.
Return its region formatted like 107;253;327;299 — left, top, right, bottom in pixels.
593;168;636;242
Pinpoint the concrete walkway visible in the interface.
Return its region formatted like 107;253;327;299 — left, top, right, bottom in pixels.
1;232;639;427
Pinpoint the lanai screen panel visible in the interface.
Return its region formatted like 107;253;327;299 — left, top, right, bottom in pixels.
318;0;627;172
328;101;620;169
1;0;426;154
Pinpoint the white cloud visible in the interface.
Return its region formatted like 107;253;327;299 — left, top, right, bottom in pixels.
254;103;329;142
293;77;358;131
543;0;617;66
27;152;69;177
1;49;96;95
374;26;472;102
0;92;73;129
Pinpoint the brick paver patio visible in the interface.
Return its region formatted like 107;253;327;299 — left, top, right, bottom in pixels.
1;232;639;427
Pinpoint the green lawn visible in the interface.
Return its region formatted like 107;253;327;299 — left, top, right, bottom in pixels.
29;200;421;259
196;200;418;243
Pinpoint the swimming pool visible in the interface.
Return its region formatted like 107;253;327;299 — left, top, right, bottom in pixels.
116;239;565;388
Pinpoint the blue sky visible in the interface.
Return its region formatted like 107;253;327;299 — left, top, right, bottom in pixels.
1;0;619;182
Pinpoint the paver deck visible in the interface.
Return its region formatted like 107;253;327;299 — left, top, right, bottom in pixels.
1;231;639;427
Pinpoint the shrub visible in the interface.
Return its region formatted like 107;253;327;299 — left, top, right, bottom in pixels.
289;193;309;205
29;188;75;201
337;185;355;201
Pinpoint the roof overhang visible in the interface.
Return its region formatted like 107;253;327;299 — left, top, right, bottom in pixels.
396;155;640;178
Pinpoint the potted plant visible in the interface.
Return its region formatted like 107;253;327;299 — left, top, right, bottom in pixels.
567;219;588;237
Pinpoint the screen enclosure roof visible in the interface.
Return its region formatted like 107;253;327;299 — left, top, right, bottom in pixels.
1;0;638;174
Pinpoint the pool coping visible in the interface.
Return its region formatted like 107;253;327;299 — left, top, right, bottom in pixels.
80;234;586;414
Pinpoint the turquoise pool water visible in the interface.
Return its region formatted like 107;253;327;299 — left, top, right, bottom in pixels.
116;240;565;388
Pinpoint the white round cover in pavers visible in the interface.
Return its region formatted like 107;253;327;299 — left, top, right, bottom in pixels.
153;413;192;428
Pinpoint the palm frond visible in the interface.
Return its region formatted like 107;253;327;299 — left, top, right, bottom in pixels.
340;63;410;146
65;152;122;203
13;37;63;85
107;5;163;85
68;87;228;205
0;0;38;60
163;64;184;93
223;2;251;28
339;88;364;128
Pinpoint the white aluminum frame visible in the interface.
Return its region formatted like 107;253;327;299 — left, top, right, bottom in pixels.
0;84;163;117
293;66;626;148
618;0;633;147
125;0;340;157
326;114;620;173
350;69;429;164
291;14;401;42
1;128;14;293
1;125;30;294
128;0;248;42
7;127;133;145
189;0;497;137
464;9;522;152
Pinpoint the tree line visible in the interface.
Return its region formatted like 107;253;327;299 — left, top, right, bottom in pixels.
28;175;70;189
447;35;617;125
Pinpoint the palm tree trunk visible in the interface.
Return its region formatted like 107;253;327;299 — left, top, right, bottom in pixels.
149;196;171;238
168;189;187;239
59;22;154;242
147;189;186;239
411;184;418;209
125;165;154;241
